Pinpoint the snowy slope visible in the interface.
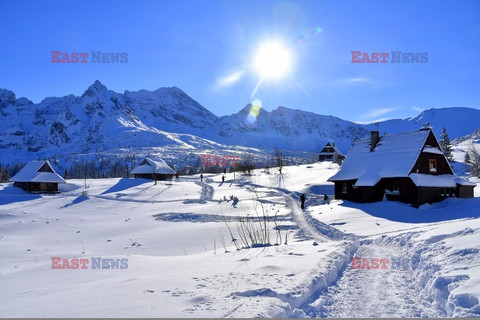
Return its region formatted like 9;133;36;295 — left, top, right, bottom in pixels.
216;105;366;154
367;107;480;139
449;131;480;176
0;162;478;317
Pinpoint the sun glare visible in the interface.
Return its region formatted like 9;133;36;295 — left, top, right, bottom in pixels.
254;42;291;80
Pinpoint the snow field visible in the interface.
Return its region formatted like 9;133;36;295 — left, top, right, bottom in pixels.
0;161;479;317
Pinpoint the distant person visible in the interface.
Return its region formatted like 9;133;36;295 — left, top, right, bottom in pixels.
222;175;225;183
175;172;179;179
200;173;203;182
300;193;306;209
324;194;328;201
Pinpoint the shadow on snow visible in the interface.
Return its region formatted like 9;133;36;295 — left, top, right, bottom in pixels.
0;184;42;206
101;178;152;195
340;197;480;223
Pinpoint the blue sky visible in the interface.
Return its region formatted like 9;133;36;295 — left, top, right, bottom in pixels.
1;0;479;122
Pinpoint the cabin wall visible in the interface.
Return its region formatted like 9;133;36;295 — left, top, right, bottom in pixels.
334;180;355;200
357;186;383;203
410;131;453;175
416;187;454;205
411;152;453;175
457;185;474;198
381;178;417;204
322;146;335;153
133;173;173;180
13;182;58;192
334;180;382;203
319;154;334;161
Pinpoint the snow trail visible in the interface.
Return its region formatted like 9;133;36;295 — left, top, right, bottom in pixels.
305;241;443;318
280;190;443;317
285;194;351;242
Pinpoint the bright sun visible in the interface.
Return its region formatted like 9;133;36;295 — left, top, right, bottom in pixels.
254;42;291;79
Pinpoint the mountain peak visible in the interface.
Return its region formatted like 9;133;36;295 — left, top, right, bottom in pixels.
82;80;109;97
0;88;16;101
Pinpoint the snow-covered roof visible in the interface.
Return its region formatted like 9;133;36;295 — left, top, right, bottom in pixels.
409;174;475;187
10;160;65;183
329;130;431;185
131;157;176;175
422;146;444;155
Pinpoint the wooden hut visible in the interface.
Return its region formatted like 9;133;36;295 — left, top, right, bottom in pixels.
328;127;475;205
131;157;176;180
318;142;345;162
10;160;65;192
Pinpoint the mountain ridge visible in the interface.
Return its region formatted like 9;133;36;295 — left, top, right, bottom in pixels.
1;81;480;167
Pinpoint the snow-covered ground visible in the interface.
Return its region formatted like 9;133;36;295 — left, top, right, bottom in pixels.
0;162;479;317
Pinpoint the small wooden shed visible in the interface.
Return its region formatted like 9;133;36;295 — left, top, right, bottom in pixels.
10;160;66;192
131;157;176;180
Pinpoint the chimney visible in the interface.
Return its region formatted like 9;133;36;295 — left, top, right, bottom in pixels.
370;131;379;151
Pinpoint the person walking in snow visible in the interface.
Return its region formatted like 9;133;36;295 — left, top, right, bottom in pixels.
175;172;179;179
300;193;306;210
200;173;203;182
222;175;225;183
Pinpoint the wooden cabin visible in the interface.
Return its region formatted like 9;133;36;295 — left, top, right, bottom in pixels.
328;127;475;206
318;142;345;162
131;157;175;180
10;160;66;192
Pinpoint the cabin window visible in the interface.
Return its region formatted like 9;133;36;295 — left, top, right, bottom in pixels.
429;159;437;174
341;182;348;194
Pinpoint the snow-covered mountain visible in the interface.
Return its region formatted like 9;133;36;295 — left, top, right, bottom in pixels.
366;107;480;139
1;80;480;167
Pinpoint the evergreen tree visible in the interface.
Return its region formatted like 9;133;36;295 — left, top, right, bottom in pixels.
469;143;480;178
0;165;11;182
440;127;453;162
0;165;5;182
